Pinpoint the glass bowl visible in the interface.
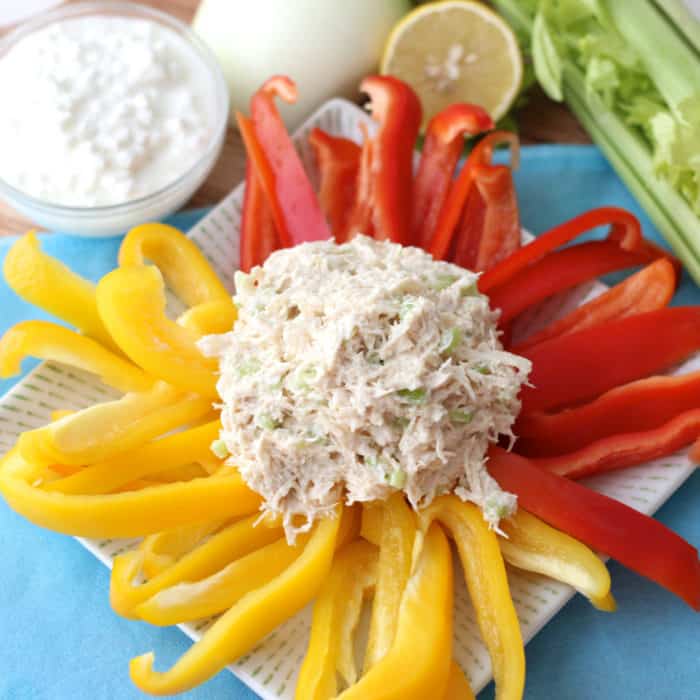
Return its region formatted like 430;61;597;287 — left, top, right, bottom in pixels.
0;1;229;237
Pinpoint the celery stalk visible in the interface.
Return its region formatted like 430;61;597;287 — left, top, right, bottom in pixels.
491;0;700;283
606;0;700;110
653;0;700;55
564;68;700;280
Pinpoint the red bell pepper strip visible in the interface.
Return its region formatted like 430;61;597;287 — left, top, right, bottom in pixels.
248;76;331;245
237;117;280;272
412;104;493;249
488;239;657;325
513;258;676;352
428;131;518;261
516;369;700;457
520;307;700;413
345;123;375;239
308;128;361;243
487;446;700;609
348;76;422;244
478;207;643;293
450;164;520;272
470;130;521;169
529;408;700;479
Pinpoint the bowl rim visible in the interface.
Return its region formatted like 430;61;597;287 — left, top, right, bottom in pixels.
0;0;230;217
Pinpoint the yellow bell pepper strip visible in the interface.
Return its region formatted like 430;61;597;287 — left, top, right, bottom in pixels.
129;507;341;695
364;494;417;672
118;222;230;307
444;662;476;700
176;299;237;336
43;420;220;495
0;468;260;538
50;409;74;422
136;534;309;625
110;513;283;617
149;462;209;484
0;446;42;482
498;509;616;611
3;231;118;351
336;543;377;687
0;320;154;393
97;265;218;397
336;524;453;700
360;502;383;546
420;496;525;700
18;383;212;466
336;503;362;548
139;518;229;579
295;540;378;700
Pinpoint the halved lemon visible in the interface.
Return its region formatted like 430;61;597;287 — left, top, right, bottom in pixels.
381;0;523;129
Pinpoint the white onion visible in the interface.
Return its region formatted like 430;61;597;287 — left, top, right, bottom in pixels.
193;0;410;128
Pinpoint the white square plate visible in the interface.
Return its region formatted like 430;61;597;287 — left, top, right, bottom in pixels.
0;98;696;699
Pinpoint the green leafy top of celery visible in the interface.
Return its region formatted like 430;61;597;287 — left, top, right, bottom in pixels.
497;0;700;217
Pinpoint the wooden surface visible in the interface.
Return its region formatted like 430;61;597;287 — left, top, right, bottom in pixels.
0;0;590;237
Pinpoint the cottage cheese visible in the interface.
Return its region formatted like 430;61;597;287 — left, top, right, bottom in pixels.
200;237;532;540
0;16;215;206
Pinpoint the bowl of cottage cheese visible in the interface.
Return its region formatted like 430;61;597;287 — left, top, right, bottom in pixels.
0;1;229;235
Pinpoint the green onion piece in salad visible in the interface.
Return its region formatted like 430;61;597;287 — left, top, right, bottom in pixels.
449;410;474;424
256;413;282;430
439;328;462;355
396;388;427;404
210;438;229;459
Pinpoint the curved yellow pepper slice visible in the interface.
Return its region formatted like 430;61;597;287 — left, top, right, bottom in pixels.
19;383;212;466
177;299;237;336
43;420;219;495
129;507;342;695
499;508;616;612
420;496;525;700
118;222;230;307
0;469;260;538
97;266;218;397
360;502;382;546
336;524;453;700
3;231;117;351
0;320;154;393
136;535;309;625
296;540;378;700
140;518;228;579
364;494;416;671
111;513;283;617
444;662;476;700
150;462;209;484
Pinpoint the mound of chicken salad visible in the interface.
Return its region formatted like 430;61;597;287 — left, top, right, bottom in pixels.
200;235;531;540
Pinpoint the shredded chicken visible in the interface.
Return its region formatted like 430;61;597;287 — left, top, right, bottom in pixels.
200;236;531;541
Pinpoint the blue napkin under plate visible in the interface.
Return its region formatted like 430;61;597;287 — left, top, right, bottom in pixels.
1;146;699;700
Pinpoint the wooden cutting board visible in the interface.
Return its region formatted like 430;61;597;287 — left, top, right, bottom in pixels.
0;0;588;237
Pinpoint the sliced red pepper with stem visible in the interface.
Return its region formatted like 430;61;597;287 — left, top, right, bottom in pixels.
308;128;361;243
528;408;700;478
428;131;519;261
450;163;520;272
479;207;643;293
516;369;700;457
489;239;660;326
238;118;280;272
248;76;331;245
347;76;421;244
487;446;700;609
412;103;493;249
520;307;700;413
514;258;676;352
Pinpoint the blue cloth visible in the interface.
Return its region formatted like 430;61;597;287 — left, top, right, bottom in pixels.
0;147;699;700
